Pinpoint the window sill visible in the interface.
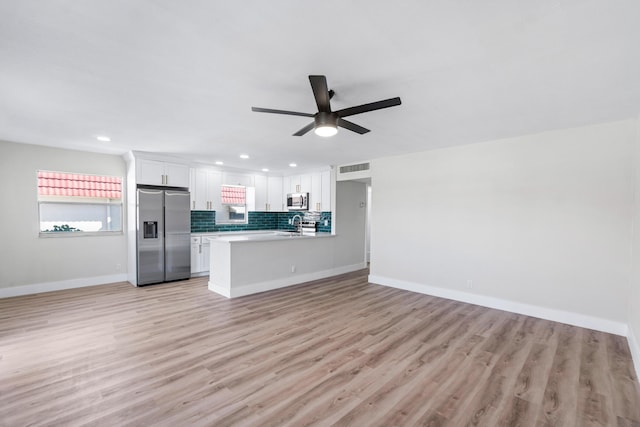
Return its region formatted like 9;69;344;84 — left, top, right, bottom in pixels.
39;231;124;238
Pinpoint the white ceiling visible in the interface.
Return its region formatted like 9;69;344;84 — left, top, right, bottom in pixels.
1;1;639;173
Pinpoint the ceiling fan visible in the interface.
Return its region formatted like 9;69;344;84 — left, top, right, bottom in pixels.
251;75;401;137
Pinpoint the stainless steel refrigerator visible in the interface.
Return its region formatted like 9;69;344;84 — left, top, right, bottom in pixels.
137;187;191;286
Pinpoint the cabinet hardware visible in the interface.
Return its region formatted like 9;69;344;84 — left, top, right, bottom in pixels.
199;244;202;254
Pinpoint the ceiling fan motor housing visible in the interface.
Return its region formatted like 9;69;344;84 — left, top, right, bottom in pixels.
314;111;338;128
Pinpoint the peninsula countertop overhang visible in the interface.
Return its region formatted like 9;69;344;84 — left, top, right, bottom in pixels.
196;230;334;242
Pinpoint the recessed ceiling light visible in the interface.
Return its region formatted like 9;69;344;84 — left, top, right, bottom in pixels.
240;154;249;159
261;168;269;172
96;135;111;142
215;161;224;165
289;163;297;168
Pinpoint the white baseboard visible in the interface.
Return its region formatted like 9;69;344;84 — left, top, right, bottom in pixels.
628;325;640;382
368;275;628;337
0;274;129;299
210;262;367;299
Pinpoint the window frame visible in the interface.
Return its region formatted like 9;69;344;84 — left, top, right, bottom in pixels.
37;170;124;237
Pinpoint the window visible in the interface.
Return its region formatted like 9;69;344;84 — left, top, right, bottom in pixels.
37;171;123;235
217;185;247;223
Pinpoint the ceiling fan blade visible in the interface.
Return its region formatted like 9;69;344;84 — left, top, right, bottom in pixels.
252;107;314;117
334;97;402;118
309;75;332;112
293;122;316;136
337;118;370;135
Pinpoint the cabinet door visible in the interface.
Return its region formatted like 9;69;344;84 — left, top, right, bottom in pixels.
282;176;291;197
310;172;322;211
253;175;268;211
190;236;202;274
137;159;165;186
321;170;331;211
223;172;253;187
164;162;190;188
289;175;302;193
190;169;208;210
137;159;190;187
189;169;197;210
267;176;283;211
300;174;311;194
201;238;211;272
208;171;223;211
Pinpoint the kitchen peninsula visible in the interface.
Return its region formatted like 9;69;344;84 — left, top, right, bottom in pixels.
208;231;365;298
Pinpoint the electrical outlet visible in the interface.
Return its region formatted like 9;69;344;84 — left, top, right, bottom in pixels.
288;219;292;225
324;220;328;226
116;263;121;271
467;279;473;289
291;265;296;273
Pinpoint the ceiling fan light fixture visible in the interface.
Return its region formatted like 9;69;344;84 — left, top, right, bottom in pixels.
314;125;338;137
314;111;338;137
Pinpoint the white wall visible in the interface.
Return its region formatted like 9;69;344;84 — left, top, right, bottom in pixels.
0;141;128;296
370;120;636;334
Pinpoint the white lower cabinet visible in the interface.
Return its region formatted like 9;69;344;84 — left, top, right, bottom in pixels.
191;235;214;275
191;236;202;274
202;237;211;272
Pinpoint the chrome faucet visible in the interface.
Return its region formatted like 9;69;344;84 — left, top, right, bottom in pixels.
291;214;303;234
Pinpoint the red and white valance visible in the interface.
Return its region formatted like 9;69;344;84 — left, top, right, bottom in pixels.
38;171;122;199
221;185;245;204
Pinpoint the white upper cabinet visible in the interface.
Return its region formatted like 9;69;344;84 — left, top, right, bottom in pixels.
284;170;331;211
309;170;331;211
282;176;291;196
310;172;322;211
321;170;331;211
137;159;190;188
253;175;268;211
223;172;254;187
286;174;311;194
267;176;284;211
189;168;222;211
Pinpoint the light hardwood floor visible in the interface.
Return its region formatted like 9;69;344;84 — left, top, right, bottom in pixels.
1;269;639;426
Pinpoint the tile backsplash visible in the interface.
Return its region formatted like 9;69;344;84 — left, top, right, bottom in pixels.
191;211;332;233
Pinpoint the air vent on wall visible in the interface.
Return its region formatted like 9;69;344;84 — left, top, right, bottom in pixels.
337;161;372;181
339;163;370;174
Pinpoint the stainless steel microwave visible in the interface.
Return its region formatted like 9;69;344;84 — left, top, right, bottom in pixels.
287;192;309;210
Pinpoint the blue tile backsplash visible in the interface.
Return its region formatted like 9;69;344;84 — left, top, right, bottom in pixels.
191;211;332;233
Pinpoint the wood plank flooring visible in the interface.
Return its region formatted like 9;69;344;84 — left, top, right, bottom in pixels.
1;269;639;426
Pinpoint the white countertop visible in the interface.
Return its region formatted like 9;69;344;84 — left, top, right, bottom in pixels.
204;230;333;242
